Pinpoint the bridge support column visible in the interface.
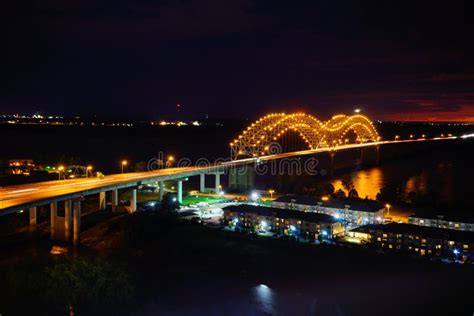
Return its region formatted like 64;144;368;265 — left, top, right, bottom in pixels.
65;200;72;241
159;181;164;200
29;207;37;232
199;174;205;193
177;180;183;203
50;201;57;240
329;151;335;177
111;189;118;212
214;173;221;193
375;145;380;165
130;189;137;213
73;199;81;246
229;165;255;193
99;191;107;210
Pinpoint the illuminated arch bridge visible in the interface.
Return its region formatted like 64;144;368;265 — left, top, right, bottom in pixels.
230;113;380;160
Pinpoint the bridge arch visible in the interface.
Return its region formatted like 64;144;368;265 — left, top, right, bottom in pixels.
230;113;380;159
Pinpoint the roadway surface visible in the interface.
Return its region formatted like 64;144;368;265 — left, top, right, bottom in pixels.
0;136;464;214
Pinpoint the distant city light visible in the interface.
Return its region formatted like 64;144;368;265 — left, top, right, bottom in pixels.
172;197;177;202
289;225;296;231
260;220;267;230
251;192;259;201
321;230;328;236
354;108;361;113
453;249;460;255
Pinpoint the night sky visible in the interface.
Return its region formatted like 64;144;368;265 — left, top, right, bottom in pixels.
2;0;474;121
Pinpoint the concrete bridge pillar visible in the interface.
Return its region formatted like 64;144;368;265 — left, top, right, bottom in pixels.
159;181;164;200
375;145;380;165
111;189;118;212
214;173;221;193
130;189;137;213
177;180;183;203
65;200;72;241
229;165;255;193
199;174;205;193
73;199;81;246
329;151;336;177
99;191;107;210
50;201;58;239
29;207;37;232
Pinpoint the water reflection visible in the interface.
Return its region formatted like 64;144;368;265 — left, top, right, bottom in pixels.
331;168;384;199
252;284;276;315
328;155;471;209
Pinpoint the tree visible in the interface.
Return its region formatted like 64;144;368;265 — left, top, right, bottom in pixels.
43;258;134;314
376;183;402;204
348;188;359;199
134;161;147;172
334;188;346;198
7;257;134;315
324;183;335;196
341;176;355;192
160;193;180;211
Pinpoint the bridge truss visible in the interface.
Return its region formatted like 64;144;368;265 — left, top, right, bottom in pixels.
230;113;380;160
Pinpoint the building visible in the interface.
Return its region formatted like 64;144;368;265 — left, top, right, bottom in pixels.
7;159;36;175
408;214;474;232
347;223;474;261
223;204;345;239
272;195;386;225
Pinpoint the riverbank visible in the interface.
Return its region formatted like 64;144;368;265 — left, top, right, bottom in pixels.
1;211;473;315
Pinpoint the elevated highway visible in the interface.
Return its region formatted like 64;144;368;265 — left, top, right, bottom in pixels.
0;136;459;215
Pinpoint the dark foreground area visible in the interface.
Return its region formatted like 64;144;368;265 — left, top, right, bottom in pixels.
1;211;473;316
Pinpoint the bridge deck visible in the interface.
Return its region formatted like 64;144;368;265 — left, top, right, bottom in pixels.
0;137;459;214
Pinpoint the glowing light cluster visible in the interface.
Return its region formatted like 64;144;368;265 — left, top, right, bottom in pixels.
230;113;380;159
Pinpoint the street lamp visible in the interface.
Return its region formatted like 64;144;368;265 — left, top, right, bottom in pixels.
58;165;64;180
86;165;93;178
121;160;128;173
268;189;275;199
251;191;259;201
166;156;175;168
385;203;391;216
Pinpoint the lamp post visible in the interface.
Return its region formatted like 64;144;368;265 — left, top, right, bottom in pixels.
268;189;275;199
166;155;175;168
385;203;391;217
86;165;93;178
121;160;128;174
58;166;64;180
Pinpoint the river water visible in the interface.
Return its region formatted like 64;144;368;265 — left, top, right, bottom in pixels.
328;141;474;210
